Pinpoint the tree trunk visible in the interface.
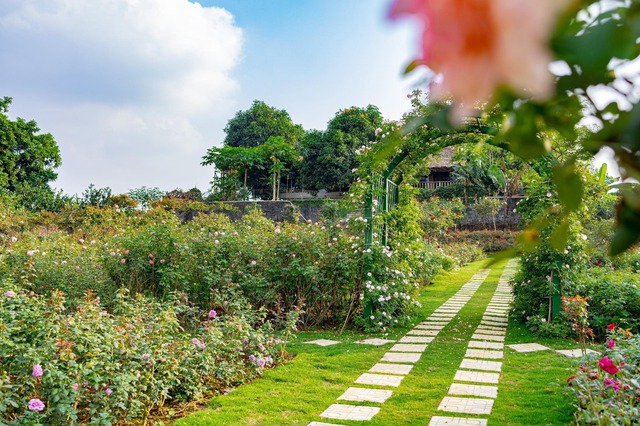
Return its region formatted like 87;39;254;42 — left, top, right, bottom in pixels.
272;171;276;201
244;169;248;188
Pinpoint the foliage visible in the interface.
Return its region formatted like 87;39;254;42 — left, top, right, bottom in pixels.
298;105;384;191
127;186;164;210
0;97;61;193
567;325;640;425
0;281;294;425
474;197;503;231
258;136;298;200
442;230;517;253
79;184;112;208
562;295;594;355
222;100;304;149
419;196;465;238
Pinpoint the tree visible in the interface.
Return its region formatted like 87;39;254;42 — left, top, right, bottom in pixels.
201;146;263;189
258;136;298;200
299;105;384;191
475;197;503;231
223;100;304;148
0;96;61;192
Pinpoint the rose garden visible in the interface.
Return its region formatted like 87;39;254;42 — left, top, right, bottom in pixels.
2;0;640;425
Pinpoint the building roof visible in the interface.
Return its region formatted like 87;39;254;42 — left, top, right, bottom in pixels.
426;146;455;171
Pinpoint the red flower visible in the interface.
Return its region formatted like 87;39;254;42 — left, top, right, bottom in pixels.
566;375;577;385
599;356;619;375
607;323;616;331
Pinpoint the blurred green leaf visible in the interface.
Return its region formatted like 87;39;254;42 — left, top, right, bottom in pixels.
550;219;570;252
553;164;583;212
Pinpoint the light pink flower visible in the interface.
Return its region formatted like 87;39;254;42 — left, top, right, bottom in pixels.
275;228;281;234
72;383;79;391
120;259;126;264
191;338;206;349
208;310;217;319
251;260;257;266
32;364;43;378
389;0;567;120
28;398;45;412
4;291;15;298
105;388;113;396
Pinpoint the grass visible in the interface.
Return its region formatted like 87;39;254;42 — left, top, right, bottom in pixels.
175;259;584;425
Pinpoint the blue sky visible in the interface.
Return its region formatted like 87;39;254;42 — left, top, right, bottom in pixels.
0;0;423;195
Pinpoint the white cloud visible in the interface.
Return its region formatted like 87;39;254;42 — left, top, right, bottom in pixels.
0;0;243;194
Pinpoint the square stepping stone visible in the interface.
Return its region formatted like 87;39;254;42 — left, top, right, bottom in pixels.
465;349;504;359
448;383;498;398
460;359;502;372
555;349;600;358
454;370;500;384
304;339;340;346
400;336;434;343
407;329;439;336
390;343;427;353
474;329;505;336
429;416;488;426
338;387;393;403
369;363;413;375
438;397;494;415
355;338;395;346
320;404;380;421
476;325;506;332
355;373;404;387
381;352;421;363
472;333;505;342
468;341;504;350
416;324;445;330
309;422;347;426
508;343;551;353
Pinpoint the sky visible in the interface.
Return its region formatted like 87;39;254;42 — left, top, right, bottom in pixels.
0;0;424;196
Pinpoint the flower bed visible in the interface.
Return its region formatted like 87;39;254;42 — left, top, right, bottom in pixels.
567;324;640;424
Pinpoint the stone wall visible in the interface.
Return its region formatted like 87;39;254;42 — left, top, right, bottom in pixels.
460;196;523;230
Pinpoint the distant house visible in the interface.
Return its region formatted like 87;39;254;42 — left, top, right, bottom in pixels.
417;147;456;190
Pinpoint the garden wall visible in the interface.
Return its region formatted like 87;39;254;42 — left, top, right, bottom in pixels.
460;196;523;230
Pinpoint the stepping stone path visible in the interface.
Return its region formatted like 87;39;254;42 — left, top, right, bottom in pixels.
432;259;517;426
312;268;493;425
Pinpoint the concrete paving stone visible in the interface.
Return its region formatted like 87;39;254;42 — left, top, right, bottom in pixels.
476;325;506;332
471;333;505;342
438;397;494;415
459;359;502;372
435;308;461;312
424;319;451;324
320;404;380;421
429;416;488;426
355;373;404;387
473;329;505;336
369;363;413;375
304;339;341;346
465;349;504;359
416;324;445;330
454;370;500;384
309;422;347;426
355;338;396;346
381;352;421;363
338;387;394;403
389;343;428;353
484;312;508;317
400;336;434;343
407;329;440;336
481;320;508;327
431;313;456;318
508;343;551;353
482;316;508;323
555;349;600;358
468;341;504;350
448;383;498;398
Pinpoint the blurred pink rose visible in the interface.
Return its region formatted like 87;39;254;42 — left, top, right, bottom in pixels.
389;0;567;120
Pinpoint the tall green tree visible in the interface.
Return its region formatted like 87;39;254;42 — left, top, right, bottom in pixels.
223;100;304;148
299;105;384;191
0;96;61;192
258;136;298;200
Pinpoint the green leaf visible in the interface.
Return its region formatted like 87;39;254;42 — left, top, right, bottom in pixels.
403;59;427;75
550;219;570;252
552;165;583;212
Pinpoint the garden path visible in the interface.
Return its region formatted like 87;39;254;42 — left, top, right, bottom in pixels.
307;259;518;426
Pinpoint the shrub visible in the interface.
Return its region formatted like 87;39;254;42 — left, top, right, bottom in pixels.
443;230;517;253
567;325;640;424
0;280;293;425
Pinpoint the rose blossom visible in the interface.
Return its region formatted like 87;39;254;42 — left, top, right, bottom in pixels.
208;310;217;319
191;338;206;349
32;364;43;378
608;339;616;350
599;356;619;375
4;290;15;298
28;398;45;412
389;0;568;120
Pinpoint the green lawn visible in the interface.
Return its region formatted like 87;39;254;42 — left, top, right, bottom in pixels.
175;259;583;425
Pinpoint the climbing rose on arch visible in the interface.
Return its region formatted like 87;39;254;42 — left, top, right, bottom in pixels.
389;0;569;120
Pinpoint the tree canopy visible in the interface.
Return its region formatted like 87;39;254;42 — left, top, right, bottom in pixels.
0;96;61;192
223;100;304;148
